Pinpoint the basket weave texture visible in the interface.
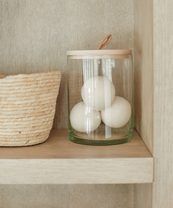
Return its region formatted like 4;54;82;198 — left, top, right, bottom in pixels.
0;71;61;146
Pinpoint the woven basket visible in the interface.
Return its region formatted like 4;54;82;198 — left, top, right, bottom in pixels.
0;71;61;146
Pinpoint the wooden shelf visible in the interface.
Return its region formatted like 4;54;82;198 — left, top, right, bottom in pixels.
0;129;153;184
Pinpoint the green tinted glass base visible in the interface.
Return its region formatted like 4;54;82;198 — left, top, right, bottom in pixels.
68;129;134;146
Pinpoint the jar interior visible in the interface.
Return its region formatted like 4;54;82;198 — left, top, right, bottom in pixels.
68;57;134;145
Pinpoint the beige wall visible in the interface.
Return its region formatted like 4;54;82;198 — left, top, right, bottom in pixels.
0;0;134;207
0;0;134;128
0;185;134;208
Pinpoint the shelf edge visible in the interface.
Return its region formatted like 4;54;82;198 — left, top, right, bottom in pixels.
0;157;153;184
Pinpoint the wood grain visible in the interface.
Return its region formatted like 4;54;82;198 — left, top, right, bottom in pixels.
0;129;153;184
0;129;152;159
135;0;173;208
134;0;153;208
0;158;153;184
152;0;173;207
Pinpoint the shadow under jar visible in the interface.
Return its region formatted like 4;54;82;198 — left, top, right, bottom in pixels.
67;49;134;145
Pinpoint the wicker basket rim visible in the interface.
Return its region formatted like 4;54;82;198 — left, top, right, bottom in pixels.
0;70;61;80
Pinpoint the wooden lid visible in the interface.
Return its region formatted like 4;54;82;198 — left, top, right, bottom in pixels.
67;49;132;59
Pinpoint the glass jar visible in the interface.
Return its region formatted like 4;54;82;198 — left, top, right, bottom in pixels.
67;49;134;145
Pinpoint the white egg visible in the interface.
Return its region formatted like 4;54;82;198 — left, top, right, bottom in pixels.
101;96;131;128
81;76;116;111
70;102;101;133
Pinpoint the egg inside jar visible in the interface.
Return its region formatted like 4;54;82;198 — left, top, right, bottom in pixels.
70;75;132;134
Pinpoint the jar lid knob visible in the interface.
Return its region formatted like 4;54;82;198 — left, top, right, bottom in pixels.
97;34;112;50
